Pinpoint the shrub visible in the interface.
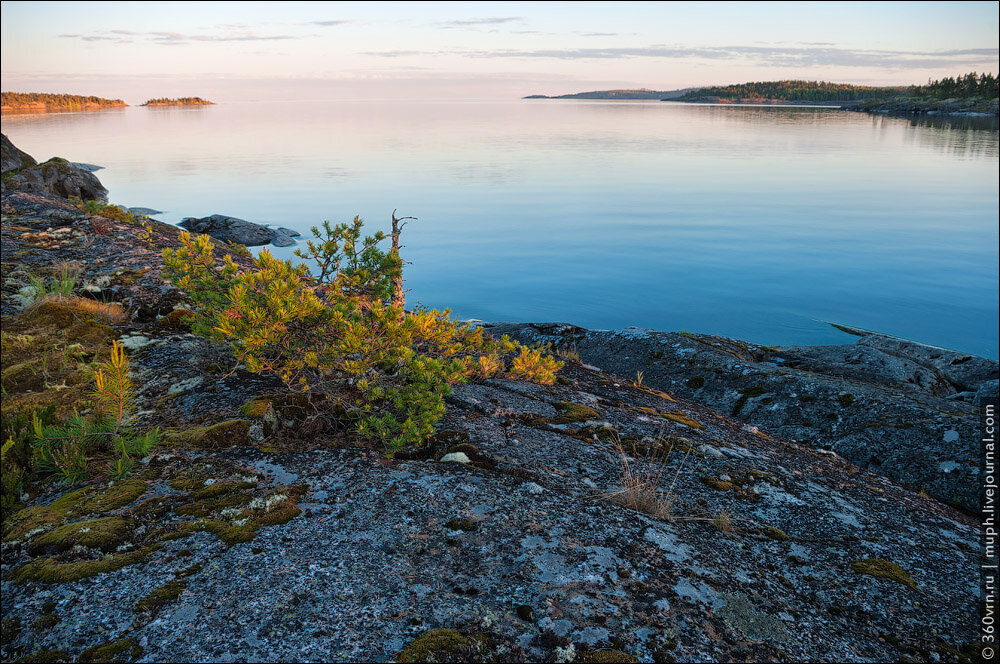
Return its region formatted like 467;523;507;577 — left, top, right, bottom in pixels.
163;215;562;450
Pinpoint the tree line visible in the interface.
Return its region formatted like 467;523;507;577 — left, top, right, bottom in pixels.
1;92;127;110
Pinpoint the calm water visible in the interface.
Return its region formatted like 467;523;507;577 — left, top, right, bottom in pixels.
4;100;998;358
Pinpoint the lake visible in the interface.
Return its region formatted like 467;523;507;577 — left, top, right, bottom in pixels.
4;100;998;358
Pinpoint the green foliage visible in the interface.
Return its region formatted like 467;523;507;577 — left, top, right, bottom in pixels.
910;71;998;100
29;341;158;484
163;216;562;450
141;97;213;106
77;200;140;224
680;79;903;102
1;91;127;110
26;264;78;304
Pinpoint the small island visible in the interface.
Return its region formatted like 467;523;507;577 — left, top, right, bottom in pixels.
140;97;215;107
0;92;127;113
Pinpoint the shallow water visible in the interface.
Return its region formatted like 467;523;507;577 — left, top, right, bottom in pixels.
4;100;998;358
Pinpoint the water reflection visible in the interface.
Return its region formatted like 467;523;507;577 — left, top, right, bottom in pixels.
4;100;997;358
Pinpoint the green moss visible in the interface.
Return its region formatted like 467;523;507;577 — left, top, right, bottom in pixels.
32;613;59;630
763;526;789;542
135;579;186;615
3;505;64;543
577;424;618;443
446;517;478;532
395;629;487;663
50;479;147;517
78;638;142;663
851;558;917;589
239;398;273;418
549;401;602;424
686;376;705;389
14;648;70;663
9;543;161;584
574;650;640;663
189;480;257;501
2;617;21;646
28;516;133;554
174;492;251;518
4;481;145;544
167;420;251;449
183;484;307;546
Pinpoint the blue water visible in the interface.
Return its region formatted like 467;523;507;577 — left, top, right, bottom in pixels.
4;100;998;358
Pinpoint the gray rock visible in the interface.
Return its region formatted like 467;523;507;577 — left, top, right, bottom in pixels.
129;207;164;216
179;214;276;247
270;232;296;247
2;135;107;201
1;133;37;172
274;226;301;237
486;321;998;511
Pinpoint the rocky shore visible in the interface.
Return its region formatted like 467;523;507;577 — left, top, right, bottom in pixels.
0;135;991;663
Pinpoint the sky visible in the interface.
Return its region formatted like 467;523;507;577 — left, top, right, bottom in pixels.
1;1;998;102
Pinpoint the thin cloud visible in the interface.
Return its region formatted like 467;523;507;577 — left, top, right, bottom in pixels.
311;20;352;27
579;32;619;37
439;17;524;28
457;44;1000;69
60;29;302;45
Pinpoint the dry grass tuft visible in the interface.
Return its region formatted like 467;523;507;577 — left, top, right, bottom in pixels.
29;295;127;325
603;428;691;520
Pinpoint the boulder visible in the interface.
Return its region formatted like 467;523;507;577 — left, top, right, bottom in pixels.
178;214;277;247
2;133;37;172
1;135;108;202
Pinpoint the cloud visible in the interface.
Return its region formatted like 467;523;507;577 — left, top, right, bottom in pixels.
454;44;1000;69
311;20;352;27
579;32;619;37
60;29;302;45
439;17;524;28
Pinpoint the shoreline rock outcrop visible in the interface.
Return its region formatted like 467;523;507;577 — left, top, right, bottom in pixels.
178;214;295;248
2;134;108;202
484;322;997;512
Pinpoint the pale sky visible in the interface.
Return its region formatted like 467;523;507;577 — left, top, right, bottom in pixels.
1;1;997;102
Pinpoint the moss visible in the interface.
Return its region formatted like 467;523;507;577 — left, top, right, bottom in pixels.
1;361;44;393
660;411;703;429
50;479;147;517
239;398;273;418
548;401;602;424
395;628;488;663
686;376;705;389
135;579;186;615
78;638;142;663
577;424;618;443
3;505;64;543
838;393;856;407
174;492;252;518
446;517;478;532
32;613;59;630
4;481;145;544
14;649;71;663
156;308;193;332
763;526;789;542
184;484;307;546
189;480;257;501
238;393;311;420
851;558;917;589
28;516;133;554
574;651;640;663
700;476;733;491
167;420;251;449
2;617;21;646
9;543;161;584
